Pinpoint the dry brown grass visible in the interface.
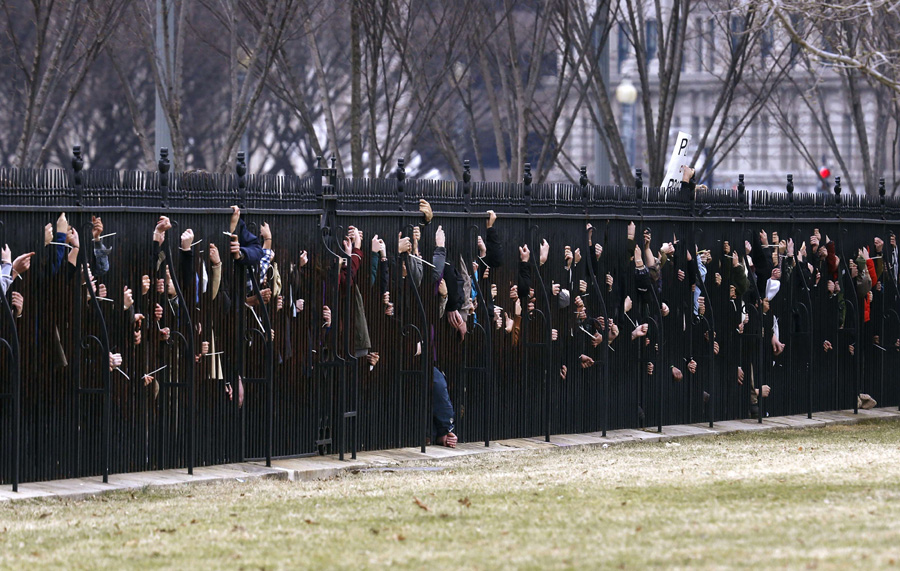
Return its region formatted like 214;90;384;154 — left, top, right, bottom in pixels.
2;420;900;569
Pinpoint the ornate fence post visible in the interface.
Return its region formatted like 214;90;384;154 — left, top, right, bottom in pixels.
0;218;21;491
159;148;170;208
463;159;471;213
71;147;113;482
237;151;247;209
580;166;611;437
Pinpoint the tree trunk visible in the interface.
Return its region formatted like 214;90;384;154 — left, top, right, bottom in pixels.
350;0;363;178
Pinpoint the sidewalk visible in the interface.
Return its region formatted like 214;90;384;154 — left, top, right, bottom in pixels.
2;407;898;503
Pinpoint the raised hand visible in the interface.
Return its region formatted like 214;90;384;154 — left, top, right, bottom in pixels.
229;205;241;233
180;229;194;251
153;216;172;243
348;226;361;250
56;212;68;234
67;226;80;249
92;216;103;241
398;232;411;254
418;199;433;223
209;244;221;266
631;323;648;340
11;291;23;317
519;244;530;263
229;233;240;259
11;252;35;278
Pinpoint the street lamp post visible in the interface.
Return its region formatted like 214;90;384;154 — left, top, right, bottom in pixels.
615;78;638;172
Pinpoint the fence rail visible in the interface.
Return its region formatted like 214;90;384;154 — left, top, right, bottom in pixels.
1;150;898;488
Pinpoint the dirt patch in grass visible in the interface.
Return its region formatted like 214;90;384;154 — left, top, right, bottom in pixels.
2;421;900;569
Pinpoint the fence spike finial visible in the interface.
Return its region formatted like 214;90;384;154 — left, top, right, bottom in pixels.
462;159;471;212
523;163;532;211
236;151;247;208
396;158;406;211
579;165;589;210
158;147;170;208
787;174;794;217
72;146;84;206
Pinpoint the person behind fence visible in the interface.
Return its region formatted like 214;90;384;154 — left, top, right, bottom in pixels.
429;221;461;447
385;199;459;447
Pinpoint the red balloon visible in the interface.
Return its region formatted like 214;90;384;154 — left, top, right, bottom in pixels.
819;166;831;179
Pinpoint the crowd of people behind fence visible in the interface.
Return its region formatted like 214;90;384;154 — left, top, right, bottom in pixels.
2;167;899;456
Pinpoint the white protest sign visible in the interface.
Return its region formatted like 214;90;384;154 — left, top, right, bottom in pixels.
662;131;692;191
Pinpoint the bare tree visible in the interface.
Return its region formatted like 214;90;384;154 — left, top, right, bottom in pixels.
1;0;128;168
757;0;899;195
763;0;900;93
402;0;590;183
564;0;793;187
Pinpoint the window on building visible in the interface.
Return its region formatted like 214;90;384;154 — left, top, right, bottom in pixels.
645;19;658;61
750;123;759;170
792;114;800;170
810;119;820;168
789;15;802;67
730;15;745;55
707;19;716;71
780;117;790;171
761;28;773;66
618;24;629;73
695;18;704;71
761;115;770;169
843;114;853;170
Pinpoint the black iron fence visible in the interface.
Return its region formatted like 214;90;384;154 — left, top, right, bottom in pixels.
1;150;899;490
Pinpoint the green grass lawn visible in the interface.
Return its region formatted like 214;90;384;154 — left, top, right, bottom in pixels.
2;420;900;570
